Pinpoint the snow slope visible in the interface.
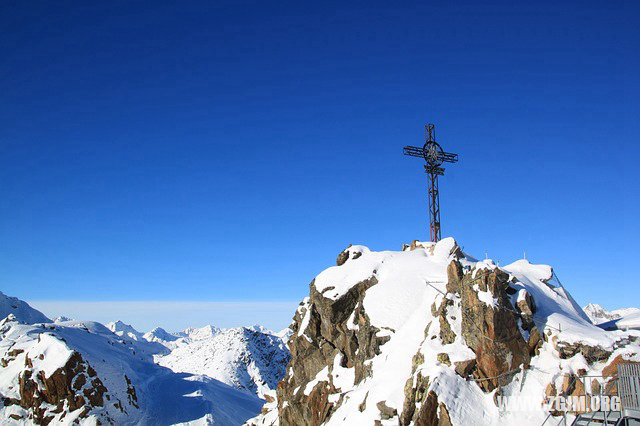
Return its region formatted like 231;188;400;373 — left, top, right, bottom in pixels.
154;326;290;399
103;321;290;400
0;291;50;324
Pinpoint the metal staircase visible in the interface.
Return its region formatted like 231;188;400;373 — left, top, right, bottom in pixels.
571;410;623;425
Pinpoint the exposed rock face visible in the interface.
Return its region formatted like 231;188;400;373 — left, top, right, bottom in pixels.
277;274;383;425
16;351;109;423
336;245;364;266
554;341;612;362
602;354;640;377
451;262;530;391
0;331;131;425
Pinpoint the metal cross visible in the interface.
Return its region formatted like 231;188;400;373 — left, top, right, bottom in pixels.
403;123;459;242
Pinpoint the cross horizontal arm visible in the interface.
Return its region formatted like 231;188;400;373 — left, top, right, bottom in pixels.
403;146;426;158
441;152;458;163
404;146;459;164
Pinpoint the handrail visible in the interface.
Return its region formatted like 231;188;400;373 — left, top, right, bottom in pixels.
541;374;579;426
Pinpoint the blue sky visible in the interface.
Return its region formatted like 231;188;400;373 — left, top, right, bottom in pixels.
1;1;638;332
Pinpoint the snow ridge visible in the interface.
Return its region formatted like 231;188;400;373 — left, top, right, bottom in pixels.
154;326;290;399
0;291;51;324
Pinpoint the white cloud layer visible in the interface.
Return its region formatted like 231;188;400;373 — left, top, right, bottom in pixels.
27;300;298;333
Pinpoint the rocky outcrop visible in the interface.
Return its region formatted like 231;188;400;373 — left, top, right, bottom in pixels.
454;264;530;391
4;351;112;424
274;241;538;424
277;274;384;425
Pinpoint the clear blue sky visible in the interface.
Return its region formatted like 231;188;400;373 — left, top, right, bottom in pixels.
1;1;638;331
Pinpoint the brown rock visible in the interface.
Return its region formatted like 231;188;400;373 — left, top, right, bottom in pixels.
446;260;464;294
8;349;24;357
376;400;397;420
527;327;543;356
336;248;350;266
437;353;451;366
560;374;575;395
602;354;640;377
438;403;452;426
459;268;529;391
545;383;557;397
438;299;456;345
571;378;585;397
555;341;611;362
414;391;439;426
14;349;112;423
454;358;476;378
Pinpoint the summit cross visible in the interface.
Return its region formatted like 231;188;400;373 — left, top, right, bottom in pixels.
403;123;459;242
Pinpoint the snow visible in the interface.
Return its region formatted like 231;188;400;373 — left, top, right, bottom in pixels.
304;366;330;396
106;319;144;341
0;291;51;324
183;324;221;340
502;259;615;347
298;307;312;337
153;326;290;399
475;284;499;308
313;245;377;299
143;326;180;343
598;311;640;331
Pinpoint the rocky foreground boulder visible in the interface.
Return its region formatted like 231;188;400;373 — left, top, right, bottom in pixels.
247;238;640;426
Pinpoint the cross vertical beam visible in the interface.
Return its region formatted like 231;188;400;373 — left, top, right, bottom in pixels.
428;170;441;242
403;123;459;243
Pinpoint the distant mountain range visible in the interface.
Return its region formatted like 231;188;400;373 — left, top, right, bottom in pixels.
0;291;289;424
582;302;640;324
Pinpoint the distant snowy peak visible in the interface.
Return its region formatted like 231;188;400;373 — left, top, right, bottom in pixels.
154;326;290;399
106;320;143;341
183;324;220;340
0;291;51;324
143;326;179;343
276;327;293;343
583;303;640;324
53;316;74;323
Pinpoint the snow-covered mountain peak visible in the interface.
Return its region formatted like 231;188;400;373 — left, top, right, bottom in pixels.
155;326;290;399
183;324;220;340
583;303;640;325
250;238;640;426
54;315;74;323
0;291;51;324
143;326;179;343
106;319;143;341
